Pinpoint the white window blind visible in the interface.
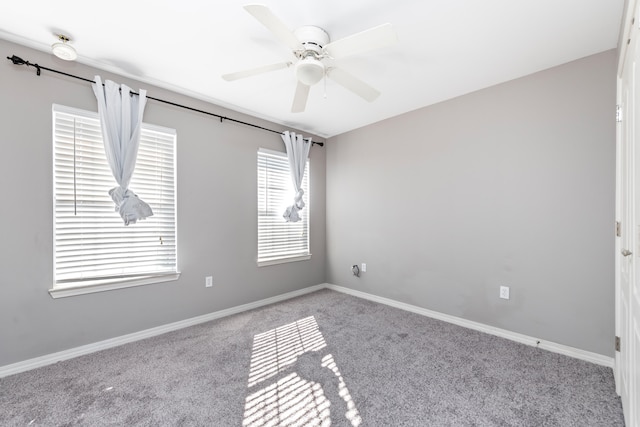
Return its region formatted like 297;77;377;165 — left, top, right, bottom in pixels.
257;148;310;266
53;104;177;288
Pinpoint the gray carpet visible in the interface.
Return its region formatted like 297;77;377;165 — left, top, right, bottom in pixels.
0;289;624;426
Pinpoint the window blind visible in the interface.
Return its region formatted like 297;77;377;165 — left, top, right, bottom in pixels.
53;104;177;286
257;148;310;265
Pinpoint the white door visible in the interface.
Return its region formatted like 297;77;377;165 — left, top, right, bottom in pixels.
617;1;640;425
616;56;637;426
616;56;633;424
617;49;632;424
631;17;640;425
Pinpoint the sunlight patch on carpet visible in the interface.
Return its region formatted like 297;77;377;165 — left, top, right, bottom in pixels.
243;316;361;426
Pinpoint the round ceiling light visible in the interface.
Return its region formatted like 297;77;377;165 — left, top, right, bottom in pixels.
295;56;325;86
52;35;77;61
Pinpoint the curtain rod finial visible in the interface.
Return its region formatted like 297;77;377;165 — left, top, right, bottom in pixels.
7;55;26;65
7;55;40;75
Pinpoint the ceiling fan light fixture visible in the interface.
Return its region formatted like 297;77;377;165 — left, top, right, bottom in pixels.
295;56;325;86
51;34;77;61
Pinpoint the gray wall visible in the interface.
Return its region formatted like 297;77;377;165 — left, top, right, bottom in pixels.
0;39;326;366
0;36;617;366
326;50;616;356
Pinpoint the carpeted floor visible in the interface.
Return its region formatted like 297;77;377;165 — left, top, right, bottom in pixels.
0;289;625;426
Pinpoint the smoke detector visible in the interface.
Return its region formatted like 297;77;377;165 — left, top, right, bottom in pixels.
51;34;77;61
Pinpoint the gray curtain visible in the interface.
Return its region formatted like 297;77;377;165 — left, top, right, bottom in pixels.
92;76;152;225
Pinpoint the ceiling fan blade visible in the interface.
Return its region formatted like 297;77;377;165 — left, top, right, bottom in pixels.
327;67;380;102
324;23;397;59
291;81;310;113
222;62;291;81
244;4;304;51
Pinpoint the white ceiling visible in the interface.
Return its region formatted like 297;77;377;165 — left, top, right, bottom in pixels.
0;1;624;138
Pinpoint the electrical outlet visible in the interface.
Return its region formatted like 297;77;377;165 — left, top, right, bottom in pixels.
205;276;213;288
499;286;510;300
361;263;367;272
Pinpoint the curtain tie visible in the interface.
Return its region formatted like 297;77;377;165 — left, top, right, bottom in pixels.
283;189;305;222
293;189;305;209
283;205;301;223
109;187;154;226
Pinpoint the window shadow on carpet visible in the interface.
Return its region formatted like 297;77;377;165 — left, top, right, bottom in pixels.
243;316;361;426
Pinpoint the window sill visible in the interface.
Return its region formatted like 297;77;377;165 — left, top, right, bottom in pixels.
257;254;311;267
49;272;181;299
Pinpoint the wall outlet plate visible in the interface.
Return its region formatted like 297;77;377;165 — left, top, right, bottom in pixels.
499;286;510;300
205;276;213;288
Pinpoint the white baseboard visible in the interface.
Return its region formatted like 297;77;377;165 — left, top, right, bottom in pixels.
0;284;324;378
0;282;613;378
323;284;614;368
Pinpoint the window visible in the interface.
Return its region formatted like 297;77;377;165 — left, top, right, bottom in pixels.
257;148;310;266
51;104;178;298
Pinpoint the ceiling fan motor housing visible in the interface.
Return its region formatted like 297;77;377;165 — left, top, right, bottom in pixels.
294;25;330;53
294;26;330;86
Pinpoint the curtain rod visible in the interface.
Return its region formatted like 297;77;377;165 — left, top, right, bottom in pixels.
6;54;324;147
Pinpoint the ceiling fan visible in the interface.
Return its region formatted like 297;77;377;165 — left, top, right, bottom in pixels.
222;4;397;113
